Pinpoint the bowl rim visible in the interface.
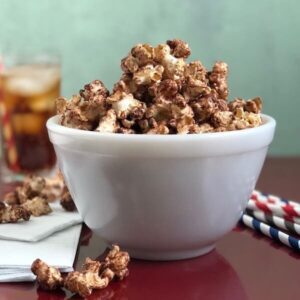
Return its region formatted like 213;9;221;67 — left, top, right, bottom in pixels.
47;113;276;141
47;114;276;157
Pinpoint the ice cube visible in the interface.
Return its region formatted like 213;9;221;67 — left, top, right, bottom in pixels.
4;65;60;97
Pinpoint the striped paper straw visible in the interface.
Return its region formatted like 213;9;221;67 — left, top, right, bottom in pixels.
0;101;19;171
252;190;300;208
241;214;300;251
0;56;3;73
247;198;300;219
246;208;300;236
0;60;20;171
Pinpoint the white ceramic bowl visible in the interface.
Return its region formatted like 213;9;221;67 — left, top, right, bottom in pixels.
47;114;276;260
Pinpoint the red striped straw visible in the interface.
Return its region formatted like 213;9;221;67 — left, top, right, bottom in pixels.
0;56;3;73
252;190;300;208
247;198;300;223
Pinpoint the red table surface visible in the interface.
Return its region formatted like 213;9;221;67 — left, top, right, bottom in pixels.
0;157;299;300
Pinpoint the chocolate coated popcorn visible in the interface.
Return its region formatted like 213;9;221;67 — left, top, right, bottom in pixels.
57;39;263;134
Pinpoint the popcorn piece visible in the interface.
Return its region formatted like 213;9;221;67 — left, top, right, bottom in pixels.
246;112;262;127
184;76;211;100
228;107;262;130
245;97;262;114
15;186;28;204
107;90;128;104
3;191;19;205
121;55;139;73
176;115;195;134
64;272;94;297
228;98;246;112
137;119;150;132
60;106;93;131
191;96;218;122
157;79;178;98
185;61;207;82
64;258;109;297
131;43;154;66
133;85;151;102
154;44;171;63
96;109;118;133
111;75;150;103
138;117;158;133
22;197;52;217
102;245;130;280
111;73;136;96
173;93;187;108
154;44;185;81
163;56;186;82
146;103;172;122
121;118;134;129
228;119;248;130
208;61;229;100
83;257;101;273
147;122;169;134
60;190;76;212
148;81;160;97
167;39;191;59
211;111;233;128
0;203;31;223
229;97;262;115
115;73;151;102
25;175;46;197
31;259;63;291
133;64;164;85
79;80;109;101
152;93;172;107
190;123;214;133
129;106;146;120
59;80;109;130
56;97;67;114
171;103;194;119
215;99;229;111
122;107;146;131
115;127;136;134
112;94;144;119
42;172;65;202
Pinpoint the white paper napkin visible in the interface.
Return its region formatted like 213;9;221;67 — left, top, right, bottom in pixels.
0;224;82;282
0;202;82;242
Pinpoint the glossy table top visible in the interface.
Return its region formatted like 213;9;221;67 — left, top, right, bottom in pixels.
0;157;299;300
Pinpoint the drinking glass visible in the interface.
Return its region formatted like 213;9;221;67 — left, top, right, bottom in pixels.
0;53;60;182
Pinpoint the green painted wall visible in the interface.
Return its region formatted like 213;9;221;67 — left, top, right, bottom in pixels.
0;0;299;155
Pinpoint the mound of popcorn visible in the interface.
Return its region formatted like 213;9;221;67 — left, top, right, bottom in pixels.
57;39;262;134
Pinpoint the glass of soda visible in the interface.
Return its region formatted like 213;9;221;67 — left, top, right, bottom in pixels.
0;53;60;182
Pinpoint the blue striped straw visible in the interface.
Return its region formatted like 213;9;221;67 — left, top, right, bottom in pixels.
240;214;300;251
246;208;300;236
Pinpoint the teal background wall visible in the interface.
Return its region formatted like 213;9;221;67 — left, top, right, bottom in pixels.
0;0;299;155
